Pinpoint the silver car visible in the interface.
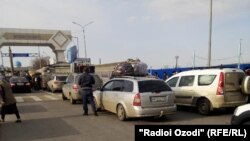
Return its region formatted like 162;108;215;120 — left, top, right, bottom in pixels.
62;73;103;104
94;77;176;121
47;74;68;93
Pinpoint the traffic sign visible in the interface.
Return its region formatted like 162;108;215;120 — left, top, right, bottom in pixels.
1;53;39;57
12;53;29;57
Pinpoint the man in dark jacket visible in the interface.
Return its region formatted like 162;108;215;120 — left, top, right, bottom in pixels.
0;79;21;123
78;67;98;116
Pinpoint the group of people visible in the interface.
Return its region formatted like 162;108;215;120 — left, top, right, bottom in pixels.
0;67;98;123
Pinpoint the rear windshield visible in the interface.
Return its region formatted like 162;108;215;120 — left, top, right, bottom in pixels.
139;80;172;93
56;76;67;81
10;77;28;82
225;72;244;91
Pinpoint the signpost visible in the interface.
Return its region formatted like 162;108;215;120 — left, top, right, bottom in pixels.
2;53;39;57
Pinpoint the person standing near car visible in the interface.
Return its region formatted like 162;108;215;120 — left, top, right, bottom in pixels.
0;79;21;123
78;67;98;116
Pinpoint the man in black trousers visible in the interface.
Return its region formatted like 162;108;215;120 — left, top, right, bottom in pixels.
78;67;98;116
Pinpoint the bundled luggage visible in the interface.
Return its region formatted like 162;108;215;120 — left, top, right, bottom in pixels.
111;58;148;78
111;62;134;78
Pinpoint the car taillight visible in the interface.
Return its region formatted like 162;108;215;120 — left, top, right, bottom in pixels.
73;84;78;89
10;83;15;87
216;72;224;95
133;93;141;106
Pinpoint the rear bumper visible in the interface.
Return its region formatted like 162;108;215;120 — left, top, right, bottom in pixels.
128;104;177;117
211;96;248;109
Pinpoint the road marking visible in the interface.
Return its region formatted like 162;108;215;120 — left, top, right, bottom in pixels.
15;97;24;103
44;95;59;100
30;96;42;101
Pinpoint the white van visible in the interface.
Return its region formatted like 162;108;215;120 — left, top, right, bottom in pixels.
166;68;250;115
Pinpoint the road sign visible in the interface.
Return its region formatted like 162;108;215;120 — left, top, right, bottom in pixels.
12;53;29;57
1;53;39;57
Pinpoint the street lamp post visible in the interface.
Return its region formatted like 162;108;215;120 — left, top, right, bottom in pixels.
175;56;179;70
207;0;213;67
72;21;94;59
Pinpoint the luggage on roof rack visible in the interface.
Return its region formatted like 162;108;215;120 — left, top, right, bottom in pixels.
110;59;148;78
111;62;134;78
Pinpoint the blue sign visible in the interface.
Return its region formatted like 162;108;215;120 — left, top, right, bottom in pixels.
12;53;29;57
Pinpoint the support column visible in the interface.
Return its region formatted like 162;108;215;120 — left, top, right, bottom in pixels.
55;50;66;63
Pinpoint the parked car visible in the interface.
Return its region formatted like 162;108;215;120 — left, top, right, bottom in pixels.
231;103;250;125
166;68;250;115
93;76;176;121
62;73;103;104
9;76;31;93
47;74;68;93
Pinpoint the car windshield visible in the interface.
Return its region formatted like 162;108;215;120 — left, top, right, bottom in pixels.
138;80;172;93
56;76;67;81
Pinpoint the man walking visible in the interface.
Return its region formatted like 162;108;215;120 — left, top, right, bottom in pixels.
0;79;21;123
78;67;98;116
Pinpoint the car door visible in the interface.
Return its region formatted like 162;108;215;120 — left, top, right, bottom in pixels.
101;80;124;113
175;75;195;105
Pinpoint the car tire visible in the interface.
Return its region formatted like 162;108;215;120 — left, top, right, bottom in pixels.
241;76;250;95
51;86;55;93
62;92;67;100
117;104;127;121
197;98;211;115
241;120;250;125
94;98;101;111
70;97;76;104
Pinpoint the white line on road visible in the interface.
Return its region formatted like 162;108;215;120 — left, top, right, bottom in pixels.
44;95;59;100
15;97;24;103
30;96;42;101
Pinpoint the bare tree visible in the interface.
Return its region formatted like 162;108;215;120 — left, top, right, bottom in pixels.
31;57;50;69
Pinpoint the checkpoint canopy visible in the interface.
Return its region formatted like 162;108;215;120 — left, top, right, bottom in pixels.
0;28;72;63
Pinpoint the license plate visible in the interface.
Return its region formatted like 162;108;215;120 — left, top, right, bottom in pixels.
151;96;166;102
17;83;24;86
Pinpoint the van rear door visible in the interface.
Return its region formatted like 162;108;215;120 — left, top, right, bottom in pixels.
224;72;247;103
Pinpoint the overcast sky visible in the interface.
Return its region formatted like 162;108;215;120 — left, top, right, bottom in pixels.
0;0;249;69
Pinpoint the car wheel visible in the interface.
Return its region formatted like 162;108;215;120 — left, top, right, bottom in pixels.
197;99;211;115
241;120;250;125
62;92;67;100
117;104;127;121
241;76;250;95
51;86;55;93
70;97;76;104
94;98;101;111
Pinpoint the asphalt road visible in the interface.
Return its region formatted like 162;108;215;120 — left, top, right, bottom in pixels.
0;91;234;141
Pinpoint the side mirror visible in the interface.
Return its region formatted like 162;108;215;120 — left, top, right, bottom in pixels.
96;87;102;91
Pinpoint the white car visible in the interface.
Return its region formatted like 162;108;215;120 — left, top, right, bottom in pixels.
166;68;250;115
231;103;250;125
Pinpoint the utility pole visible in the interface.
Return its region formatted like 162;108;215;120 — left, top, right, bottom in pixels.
207;0;213;67
193;51;195;69
0;49;3;67
9;47;14;75
238;39;242;69
175;56;179;70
